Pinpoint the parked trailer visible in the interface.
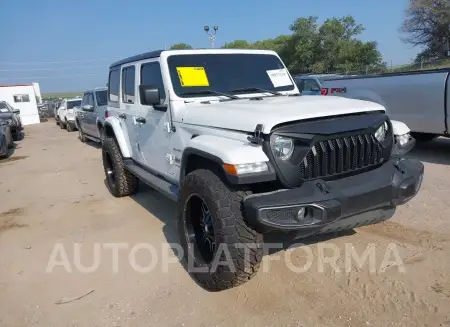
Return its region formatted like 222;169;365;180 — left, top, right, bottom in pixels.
315;68;450;141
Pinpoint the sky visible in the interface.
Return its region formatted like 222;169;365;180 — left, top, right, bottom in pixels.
0;0;421;93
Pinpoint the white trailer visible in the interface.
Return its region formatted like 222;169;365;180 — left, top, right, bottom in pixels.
0;84;41;125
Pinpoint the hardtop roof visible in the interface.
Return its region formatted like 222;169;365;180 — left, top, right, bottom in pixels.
109;48;280;70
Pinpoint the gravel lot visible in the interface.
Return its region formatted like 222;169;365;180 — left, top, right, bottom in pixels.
1;121;449;327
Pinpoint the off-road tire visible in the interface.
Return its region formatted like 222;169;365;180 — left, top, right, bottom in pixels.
102;136;138;197
177;169;263;292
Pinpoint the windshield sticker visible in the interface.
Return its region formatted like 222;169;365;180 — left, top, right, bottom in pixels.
0;108;9;113
176;67;210;87
266;68;292;88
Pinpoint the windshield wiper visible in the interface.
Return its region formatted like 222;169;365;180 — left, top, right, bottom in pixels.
228;87;283;96
179;90;239;99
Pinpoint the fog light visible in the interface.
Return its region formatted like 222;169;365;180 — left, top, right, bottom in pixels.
297;207;306;220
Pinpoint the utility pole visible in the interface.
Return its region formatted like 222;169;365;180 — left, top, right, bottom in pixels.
204;25;218;48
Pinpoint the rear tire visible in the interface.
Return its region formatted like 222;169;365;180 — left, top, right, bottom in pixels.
12;131;19;142
7;130;14;149
78;125;87;142
177;169;263;291
66;121;73;132
102;136;138;197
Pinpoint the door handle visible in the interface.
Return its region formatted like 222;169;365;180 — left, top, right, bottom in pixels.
135;117;146;124
119;113;126;119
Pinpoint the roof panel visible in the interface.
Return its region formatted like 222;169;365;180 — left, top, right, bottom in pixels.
109;50;164;69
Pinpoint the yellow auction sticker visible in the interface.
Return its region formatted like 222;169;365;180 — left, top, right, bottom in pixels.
176;67;210;87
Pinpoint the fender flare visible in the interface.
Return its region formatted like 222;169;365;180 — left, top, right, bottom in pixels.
103;117;132;158
180;135;275;185
390;120;410;136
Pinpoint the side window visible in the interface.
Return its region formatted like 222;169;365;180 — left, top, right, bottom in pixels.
303;79;320;91
87;93;94;107
13;94;30;103
296;79;305;92
140;62;166;104
122;66;136;104
108;69;120;102
82;94;88;106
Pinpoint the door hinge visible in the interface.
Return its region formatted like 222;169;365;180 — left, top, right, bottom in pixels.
165;153;175;165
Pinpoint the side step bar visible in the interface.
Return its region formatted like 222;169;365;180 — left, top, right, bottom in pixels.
124;160;179;202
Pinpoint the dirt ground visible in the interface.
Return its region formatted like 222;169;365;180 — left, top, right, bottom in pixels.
1;121;449;327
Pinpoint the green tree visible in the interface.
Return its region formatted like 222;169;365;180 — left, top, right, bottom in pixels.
401;0;450;60
171;15;383;75
221;40;253;49
169;43;193;50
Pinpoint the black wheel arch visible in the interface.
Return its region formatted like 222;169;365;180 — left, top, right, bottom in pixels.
180;147;277;186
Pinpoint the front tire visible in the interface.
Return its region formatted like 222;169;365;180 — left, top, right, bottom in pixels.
102;136;138;197
177;169;263;291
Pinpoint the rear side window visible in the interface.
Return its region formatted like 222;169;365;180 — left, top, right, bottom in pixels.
108;69;120;102
95;90;107;106
87;94;94;107
303;79;319;91
140;62;166;103
82;93;89;105
122;66;136;104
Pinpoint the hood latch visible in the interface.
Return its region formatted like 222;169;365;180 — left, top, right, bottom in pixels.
247;124;264;145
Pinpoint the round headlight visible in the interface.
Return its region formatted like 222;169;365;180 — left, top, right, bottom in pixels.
271;136;294;161
374;122;388;142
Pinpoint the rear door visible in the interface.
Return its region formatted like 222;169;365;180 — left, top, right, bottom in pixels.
93;90;107;138
120;64;142;162
85;93;97;136
78;93;89;130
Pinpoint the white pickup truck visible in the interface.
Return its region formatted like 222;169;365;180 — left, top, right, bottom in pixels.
101;49;423;291
317;68;450;142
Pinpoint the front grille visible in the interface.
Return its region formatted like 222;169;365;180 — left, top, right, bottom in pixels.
299;133;384;180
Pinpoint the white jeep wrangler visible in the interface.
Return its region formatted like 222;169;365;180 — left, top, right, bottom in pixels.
102;49;424;291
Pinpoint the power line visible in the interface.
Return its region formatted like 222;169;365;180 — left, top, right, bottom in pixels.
0;65;109;72
0;58;121;65
0;73;108;80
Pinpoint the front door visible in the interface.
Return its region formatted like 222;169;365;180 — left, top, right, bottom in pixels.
134;60;174;181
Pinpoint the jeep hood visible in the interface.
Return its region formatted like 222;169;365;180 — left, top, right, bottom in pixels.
179;95;385;134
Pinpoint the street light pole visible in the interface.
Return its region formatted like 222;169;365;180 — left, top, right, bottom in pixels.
204;25;218;48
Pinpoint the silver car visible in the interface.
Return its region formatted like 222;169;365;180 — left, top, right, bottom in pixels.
75;87;108;143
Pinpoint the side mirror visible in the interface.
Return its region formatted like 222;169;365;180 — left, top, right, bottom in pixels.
82;104;94;112
310;86;320;92
13;109;20;114
139;85;160;106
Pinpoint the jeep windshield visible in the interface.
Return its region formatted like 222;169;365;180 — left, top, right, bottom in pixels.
167;53;296;98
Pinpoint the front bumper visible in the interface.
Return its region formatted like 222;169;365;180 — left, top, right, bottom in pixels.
243;158;424;234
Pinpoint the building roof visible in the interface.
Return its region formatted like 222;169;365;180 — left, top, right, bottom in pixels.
0;84;33;87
